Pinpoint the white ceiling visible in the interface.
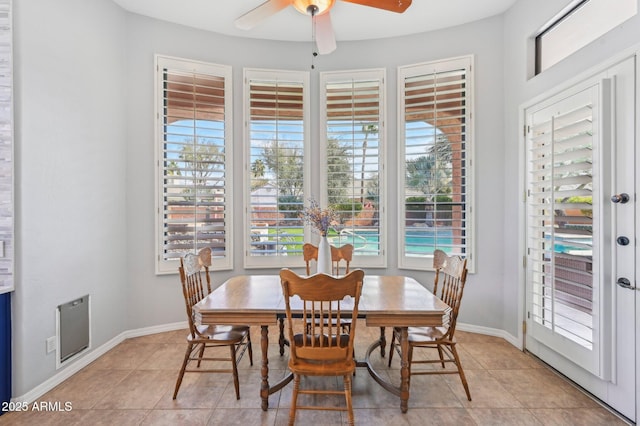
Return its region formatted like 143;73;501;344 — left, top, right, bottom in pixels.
112;0;518;43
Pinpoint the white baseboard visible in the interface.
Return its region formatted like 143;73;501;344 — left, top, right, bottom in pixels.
457;322;522;349
122;321;188;339
13;321;187;404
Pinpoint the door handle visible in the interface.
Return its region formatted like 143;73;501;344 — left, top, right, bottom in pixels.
616;277;636;290
611;193;630;204
616;236;630;246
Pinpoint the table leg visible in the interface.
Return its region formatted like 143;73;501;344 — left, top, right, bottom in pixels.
379;326;386;357
399;326;410;413
260;325;270;411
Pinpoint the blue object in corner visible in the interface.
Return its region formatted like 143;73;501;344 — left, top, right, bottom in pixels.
0;292;10;413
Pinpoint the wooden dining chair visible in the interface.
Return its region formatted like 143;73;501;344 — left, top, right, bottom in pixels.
300;243;355;333
331;243;354;275
387;249;471;401
173;247;253;400
303;242;354;275
302;243;318;275
280;268;364;426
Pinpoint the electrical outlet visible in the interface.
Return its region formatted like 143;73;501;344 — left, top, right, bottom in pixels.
46;336;56;354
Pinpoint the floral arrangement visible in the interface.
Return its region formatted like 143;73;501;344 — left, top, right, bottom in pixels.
300;199;337;236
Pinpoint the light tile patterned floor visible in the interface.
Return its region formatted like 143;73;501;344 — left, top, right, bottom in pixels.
0;327;630;425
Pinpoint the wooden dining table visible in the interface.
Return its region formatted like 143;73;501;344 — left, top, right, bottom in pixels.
192;274;451;413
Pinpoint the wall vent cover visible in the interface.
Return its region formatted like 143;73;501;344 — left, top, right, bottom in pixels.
57;295;90;364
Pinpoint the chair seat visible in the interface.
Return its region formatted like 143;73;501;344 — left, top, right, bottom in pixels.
190;324;250;343
290;333;353;375
289;357;356;376
406;326;451;344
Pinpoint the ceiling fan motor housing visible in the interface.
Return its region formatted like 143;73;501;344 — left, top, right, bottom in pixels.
307;4;319;15
293;0;335;16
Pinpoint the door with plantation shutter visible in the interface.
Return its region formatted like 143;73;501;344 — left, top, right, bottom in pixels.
524;56;635;420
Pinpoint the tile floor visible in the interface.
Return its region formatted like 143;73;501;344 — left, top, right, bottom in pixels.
0;326;630;425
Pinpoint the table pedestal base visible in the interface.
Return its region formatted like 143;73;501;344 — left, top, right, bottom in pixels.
362;326;410;413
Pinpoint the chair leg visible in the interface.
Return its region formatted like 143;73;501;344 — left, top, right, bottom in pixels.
351;347;357;377
246;332;254;366
437;345;446;368
387;329;396;367
450;343;471;401
279;317;286;356
407;345;414;389
344;374;355;426
173;342;193;399
196;342;205;368
289;374;300;426
230;345;240;400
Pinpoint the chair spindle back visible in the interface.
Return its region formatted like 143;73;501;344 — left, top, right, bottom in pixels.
432;249;468;338
179;247;212;338
280;268;363;363
303;243;354;275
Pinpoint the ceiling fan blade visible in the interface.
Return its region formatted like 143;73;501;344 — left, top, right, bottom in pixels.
340;0;412;13
315;12;336;55
235;0;293;30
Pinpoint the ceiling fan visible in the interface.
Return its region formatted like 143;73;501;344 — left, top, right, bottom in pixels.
235;0;412;55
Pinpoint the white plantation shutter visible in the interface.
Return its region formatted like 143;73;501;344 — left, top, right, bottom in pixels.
398;57;473;271
244;69;309;268
321;70;385;264
527;86;598;351
156;56;232;273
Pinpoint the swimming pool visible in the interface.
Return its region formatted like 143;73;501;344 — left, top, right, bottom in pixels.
329;228;456;255
547;234;592;256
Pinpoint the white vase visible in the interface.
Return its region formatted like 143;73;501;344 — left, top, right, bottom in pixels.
317;235;332;275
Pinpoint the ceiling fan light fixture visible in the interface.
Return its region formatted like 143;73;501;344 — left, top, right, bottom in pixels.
292;0;335;16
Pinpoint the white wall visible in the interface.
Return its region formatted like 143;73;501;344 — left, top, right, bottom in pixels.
123;13;507;330
501;0;640;337
13;0;128;395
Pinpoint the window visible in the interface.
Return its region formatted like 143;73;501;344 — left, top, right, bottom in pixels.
155;56;233;274
244;69;310;268
320;70;386;267
398;56;474;271
535;0;637;74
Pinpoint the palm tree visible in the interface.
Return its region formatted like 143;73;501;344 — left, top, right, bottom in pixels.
250;158;269;190
360;124;378;203
327;137;352;204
